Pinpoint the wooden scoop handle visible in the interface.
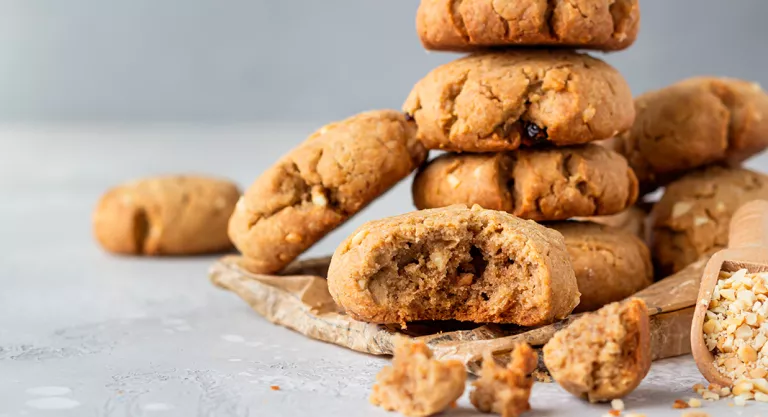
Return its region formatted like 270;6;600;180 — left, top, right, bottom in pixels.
729;200;768;249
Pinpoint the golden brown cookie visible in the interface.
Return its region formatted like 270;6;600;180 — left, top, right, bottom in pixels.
328;205;580;326
608;77;768;193
470;343;537;417
370;339;466;417
403;51;634;153
412;144;638;221
651;166;768;275
549;221;653;313
93;175;240;255
417;0;640;52
543;298;651;402
228;110;427;274
575;205;650;241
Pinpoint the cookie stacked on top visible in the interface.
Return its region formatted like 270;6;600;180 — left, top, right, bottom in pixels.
407;0;653;312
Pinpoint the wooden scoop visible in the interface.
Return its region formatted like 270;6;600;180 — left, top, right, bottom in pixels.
692;200;768;386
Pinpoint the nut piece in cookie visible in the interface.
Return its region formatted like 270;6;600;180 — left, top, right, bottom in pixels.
470;343;538;417
413;144;638;221
416;0;640;52
370;339;466;417
328;205;580;326
403;51;634;153
549;222;653;313
228;110;427;274
609;77;768;193
543;298;651;402
651;166;768;275
93;175;240;255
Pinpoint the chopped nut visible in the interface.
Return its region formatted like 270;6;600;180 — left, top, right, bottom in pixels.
756;392;768;402
611;398;625;411
752;377;768;393
310;186;328;207
582;106;596;123
270;385;280;391
672;201;694;218
694;216;710;226
672;399;690;409
733;395;747;406
732;380;754;396
607;410;620;417
692;383;706;394
701;391;719;401
284;232;303;243
688;398;702;408
446;175;461;189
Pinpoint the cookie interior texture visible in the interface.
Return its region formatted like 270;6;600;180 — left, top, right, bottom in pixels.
327;205;579;326
416;0;640;52
543;299;651;402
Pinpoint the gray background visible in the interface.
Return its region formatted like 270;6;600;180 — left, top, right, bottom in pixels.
2;0;768;124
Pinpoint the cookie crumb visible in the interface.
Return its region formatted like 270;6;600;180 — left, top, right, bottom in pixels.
692;383;705;394
532;369;552;383
470;343;537;417
270;385;280;391
733;395;746;407
673;399;690;409
611;399;625;411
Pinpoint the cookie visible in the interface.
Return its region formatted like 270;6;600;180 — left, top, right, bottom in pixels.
417;0;640;52
470;343;537;417
574;205;649;241
543;298;651;402
327;205;580;326
412;144;638;221
651;166;768;275
228;110;427;274
550;221;653;313
403;51;634;153
607;77;768;193
370;339;466;417
93;175;240;255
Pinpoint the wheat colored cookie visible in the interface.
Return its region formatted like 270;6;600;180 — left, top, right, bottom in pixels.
328;205;580;326
417;0;639;52
228;110;427;274
549;221;653;313
607;77;768;193
403;51;634;153
370;339;466;417
651;166;768;275
470;343;537;417
412;144;638;221
543;298;651;402
93;176;240;255
574;205;649;241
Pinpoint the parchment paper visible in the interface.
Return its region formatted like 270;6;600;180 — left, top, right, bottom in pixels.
210;255;707;374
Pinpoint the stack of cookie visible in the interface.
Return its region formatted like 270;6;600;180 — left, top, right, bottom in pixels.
406;0;652;312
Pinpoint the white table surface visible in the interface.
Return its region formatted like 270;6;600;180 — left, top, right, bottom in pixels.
2;126;768;417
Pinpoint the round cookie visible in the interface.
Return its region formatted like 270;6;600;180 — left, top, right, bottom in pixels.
328;205;580;326
607;77;768;193
417;0;639;52
651;166;768;276
93;175;240;255
549;221;653;313
229;110;428;275
412;144;638;221
403;51;634;153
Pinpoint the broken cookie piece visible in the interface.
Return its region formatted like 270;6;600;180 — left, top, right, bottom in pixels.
328;205;580;326
370;339;466;417
471;343;538;417
543;298;651;402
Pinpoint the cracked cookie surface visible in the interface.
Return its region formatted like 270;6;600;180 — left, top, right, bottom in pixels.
412;144;638;221
607;77;768;194
328;205;580;326
403;51;634;153
651;166;768;275
549;221;653;313
93;175;240;255
417;0;639;52
228;110;427;274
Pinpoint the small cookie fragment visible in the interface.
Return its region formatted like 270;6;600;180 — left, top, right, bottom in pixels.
609;77;768;193
93;175;240;255
228;110;427;274
416;0;639;52
470;343;537;417
403;51;634;153
370;339;466;417
651;166;768;275
412;144;638;221
543;298;651;402
328;205;580;326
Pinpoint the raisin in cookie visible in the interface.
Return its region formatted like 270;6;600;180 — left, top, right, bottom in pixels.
651;166;768;275
608;77;768;193
550;221;653;313
328;205;580;326
543;298;651;402
412;144;638;221
417;0;639;52
93;175;240;255
470;343;537;417
228;110;427;274
403;51;634;153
